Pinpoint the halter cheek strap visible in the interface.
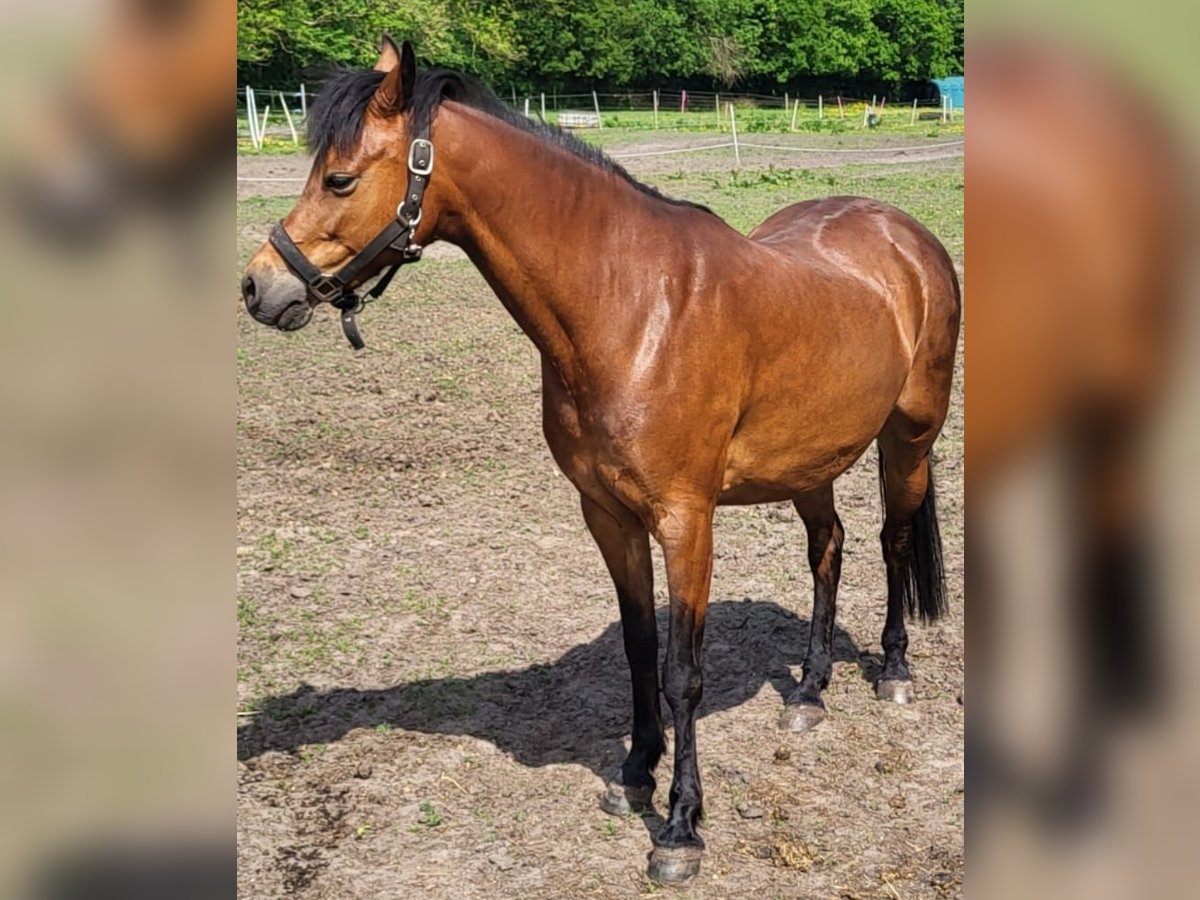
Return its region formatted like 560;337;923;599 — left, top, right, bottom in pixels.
268;124;434;350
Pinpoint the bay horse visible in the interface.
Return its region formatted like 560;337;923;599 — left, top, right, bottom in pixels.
241;39;961;883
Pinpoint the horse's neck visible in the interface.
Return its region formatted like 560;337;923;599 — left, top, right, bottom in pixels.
429;104;662;388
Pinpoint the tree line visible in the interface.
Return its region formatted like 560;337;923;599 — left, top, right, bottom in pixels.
238;0;963;94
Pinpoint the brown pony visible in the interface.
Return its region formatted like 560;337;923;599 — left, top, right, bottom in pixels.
242;39;961;883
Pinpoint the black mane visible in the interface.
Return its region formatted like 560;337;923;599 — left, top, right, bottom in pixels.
306;66;711;214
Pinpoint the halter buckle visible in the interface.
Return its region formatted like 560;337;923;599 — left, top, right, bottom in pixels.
408;138;435;177
309;274;345;304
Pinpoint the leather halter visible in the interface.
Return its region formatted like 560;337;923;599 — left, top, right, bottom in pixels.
268;123;434;350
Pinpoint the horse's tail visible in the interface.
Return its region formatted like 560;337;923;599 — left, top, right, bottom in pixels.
878;452;948;624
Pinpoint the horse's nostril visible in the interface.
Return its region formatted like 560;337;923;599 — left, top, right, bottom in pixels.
242;274;259;310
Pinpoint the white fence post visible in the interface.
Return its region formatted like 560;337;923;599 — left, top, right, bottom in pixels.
299;84;307;120
245;87;259;149
818;94;823;120
524;97;530;118
278;90;299;146
592;90;602;127
790;98;800;132
715;93;720;130
259;103;271;145
540;92;546;120
728;103;741;166
653;89;659;129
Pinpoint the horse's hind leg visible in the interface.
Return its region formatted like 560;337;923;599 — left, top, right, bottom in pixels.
780;484;845;732
580;494;665;816
876;417;950;702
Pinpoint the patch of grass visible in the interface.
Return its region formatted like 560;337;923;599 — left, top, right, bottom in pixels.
237;596;259;629
661;160;963;263
256;530;294;569
401;590;450;625
416;801;444;828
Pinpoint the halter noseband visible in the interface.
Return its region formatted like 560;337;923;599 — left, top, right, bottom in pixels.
268;122;434;350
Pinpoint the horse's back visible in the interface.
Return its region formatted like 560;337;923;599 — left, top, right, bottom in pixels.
744;195;959;359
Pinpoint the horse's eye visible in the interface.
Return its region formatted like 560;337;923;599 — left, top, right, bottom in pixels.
324;173;359;195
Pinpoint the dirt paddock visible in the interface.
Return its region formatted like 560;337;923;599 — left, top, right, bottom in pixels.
237;130;964;898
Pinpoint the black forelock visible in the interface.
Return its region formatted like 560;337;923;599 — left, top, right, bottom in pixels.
305;65;712;214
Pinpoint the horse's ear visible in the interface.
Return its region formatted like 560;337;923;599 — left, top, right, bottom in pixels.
374;34;401;73
373;38;416;114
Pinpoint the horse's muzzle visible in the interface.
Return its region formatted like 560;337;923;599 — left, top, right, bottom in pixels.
242;266;312;331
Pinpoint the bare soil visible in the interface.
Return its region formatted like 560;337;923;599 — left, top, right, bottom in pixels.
236;136;964;898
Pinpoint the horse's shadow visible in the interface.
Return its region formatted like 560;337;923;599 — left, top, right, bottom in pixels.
237;599;868;780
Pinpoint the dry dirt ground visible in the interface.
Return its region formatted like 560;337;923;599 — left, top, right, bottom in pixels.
237;133;964;898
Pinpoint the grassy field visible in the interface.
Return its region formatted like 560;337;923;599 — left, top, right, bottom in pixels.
237;141;964;898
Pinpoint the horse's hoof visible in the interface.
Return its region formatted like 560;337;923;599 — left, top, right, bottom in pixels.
600;779;654;817
876;679;914;704
647;846;703;884
778;703;826;733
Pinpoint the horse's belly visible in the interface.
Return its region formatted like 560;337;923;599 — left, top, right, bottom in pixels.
720;389;895;501
720;436;875;503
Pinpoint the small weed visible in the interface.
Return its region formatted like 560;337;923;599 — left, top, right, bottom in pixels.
374;722;392;734
416;801;444;828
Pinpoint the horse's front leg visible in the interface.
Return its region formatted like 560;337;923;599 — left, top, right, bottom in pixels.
580;495;665;815
647;500;714;884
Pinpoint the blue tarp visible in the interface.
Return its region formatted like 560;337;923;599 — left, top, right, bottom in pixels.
932;76;964;109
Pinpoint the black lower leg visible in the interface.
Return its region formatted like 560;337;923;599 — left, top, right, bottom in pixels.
579;496;663;805
618;588;665;789
656;603;705;850
791;513;844;707
881;522;913;682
